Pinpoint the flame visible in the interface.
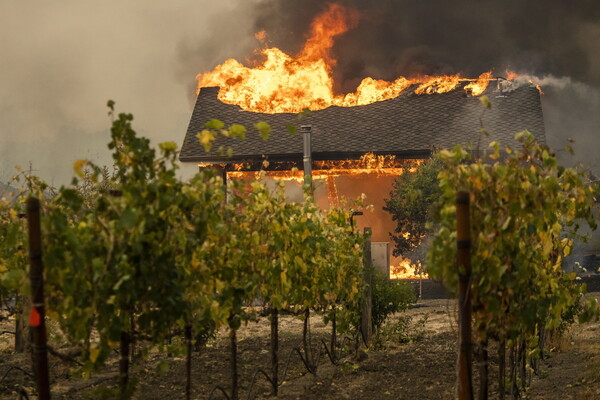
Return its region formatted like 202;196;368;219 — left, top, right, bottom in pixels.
196;4;496;114
340;77;413;107
505;70;519;80
254;30;267;42
503;70;544;95
297;3;359;66
464;72;493;96
414;75;461;95
529;80;544;95
212;154;419;182
390;259;428;280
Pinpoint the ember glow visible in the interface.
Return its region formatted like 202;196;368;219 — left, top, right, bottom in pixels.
196;3;495;114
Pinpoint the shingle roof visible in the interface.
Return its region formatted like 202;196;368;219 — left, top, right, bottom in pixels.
180;83;546;164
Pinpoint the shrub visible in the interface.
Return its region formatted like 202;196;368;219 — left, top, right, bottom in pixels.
371;273;416;331
375;314;430;348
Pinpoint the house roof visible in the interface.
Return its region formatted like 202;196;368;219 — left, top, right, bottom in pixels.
180;83;546;164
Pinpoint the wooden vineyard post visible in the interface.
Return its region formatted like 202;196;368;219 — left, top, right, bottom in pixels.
14;297;27;353
330;310;337;362
119;330;130;396
230;328;239;400
26;197;51;400
499;339;506;400
185;324;192;400
360;227;372;347
108;189;131;398
270;308;279;396
16;213;28;353
302;308;314;371
109;190;129;396
456;192;473;400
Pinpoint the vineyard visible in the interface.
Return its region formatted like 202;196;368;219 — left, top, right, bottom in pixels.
1;102;600;400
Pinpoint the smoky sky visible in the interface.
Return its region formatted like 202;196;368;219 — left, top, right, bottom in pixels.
0;1;260;186
252;0;600;91
185;0;600;179
1;1;600;187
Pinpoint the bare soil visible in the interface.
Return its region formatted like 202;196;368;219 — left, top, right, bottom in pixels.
2;294;600;400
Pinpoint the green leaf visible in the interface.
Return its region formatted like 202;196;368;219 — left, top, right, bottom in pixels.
197;129;216;152
120;208;137;229
298;108;313;119
479;95;491;109
500;216;511;230
254;121;271;140
113;274;131;290
73;159;87;178
157;360;170;374
89;347;101;363
565;145;574;155
159;141;177;152
229;124;247;139
204;119;225;130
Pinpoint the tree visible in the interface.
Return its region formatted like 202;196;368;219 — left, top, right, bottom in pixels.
383;158;442;258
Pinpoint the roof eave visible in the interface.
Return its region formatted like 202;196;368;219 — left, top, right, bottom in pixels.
179;149;433;164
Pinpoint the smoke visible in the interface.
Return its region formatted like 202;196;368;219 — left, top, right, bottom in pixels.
0;0;259;186
246;0;600;176
2;0;599;186
252;0;600;88
244;0;600;258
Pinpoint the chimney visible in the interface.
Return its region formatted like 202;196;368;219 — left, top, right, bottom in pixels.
301;125;313;193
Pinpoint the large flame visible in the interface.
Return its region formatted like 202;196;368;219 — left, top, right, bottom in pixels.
196;4;494;114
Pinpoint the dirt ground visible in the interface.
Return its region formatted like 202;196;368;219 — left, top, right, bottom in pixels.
2;293;600;400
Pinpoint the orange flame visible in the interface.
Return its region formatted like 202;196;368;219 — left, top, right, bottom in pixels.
464;72;494;96
390;259;428;280
196;4;495;113
298;3;359;66
505;70;519;80
414;75;461;95
219;153;418;182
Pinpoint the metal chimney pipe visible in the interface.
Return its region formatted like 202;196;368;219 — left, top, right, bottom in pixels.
301;125;313;194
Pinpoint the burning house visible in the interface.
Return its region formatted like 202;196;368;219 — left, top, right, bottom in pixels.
179;82;546;278
179;4;547;278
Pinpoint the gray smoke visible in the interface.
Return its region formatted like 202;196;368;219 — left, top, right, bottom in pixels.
2;1;599;188
246;1;600;175
0;1;260;186
252;0;600;89
246;0;600;258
